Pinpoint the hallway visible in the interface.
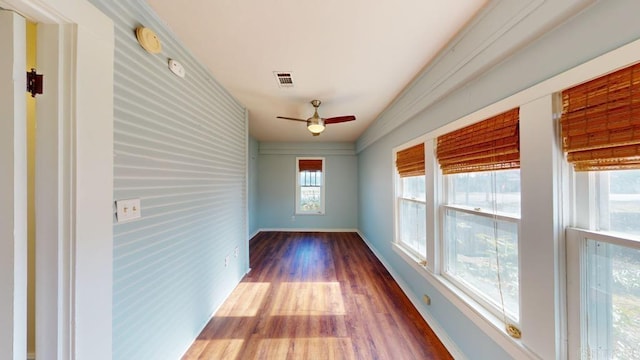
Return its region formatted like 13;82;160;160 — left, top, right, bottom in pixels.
182;232;451;359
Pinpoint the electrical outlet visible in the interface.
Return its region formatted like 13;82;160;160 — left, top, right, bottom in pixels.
422;294;431;305
291;215;295;222
224;255;229;267
234;246;239;258
115;198;141;222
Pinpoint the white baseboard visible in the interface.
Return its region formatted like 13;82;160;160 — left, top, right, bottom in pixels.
356;231;467;360
249;230;260;241
257;228;358;233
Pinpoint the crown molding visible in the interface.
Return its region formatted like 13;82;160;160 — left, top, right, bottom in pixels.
356;0;595;152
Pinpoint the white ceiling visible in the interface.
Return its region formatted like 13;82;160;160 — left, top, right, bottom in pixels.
145;0;488;142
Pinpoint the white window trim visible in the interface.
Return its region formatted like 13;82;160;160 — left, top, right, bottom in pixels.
295;157;325;215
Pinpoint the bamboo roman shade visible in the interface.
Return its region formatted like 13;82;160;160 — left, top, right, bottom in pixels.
561;63;640;171
298;159;323;172
436;108;520;174
396;143;425;177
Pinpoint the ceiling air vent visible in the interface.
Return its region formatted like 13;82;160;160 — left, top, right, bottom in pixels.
274;71;294;88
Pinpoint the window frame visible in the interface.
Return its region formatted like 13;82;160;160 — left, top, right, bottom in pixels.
295;157;325;215
567;170;640;360
393;139;428;263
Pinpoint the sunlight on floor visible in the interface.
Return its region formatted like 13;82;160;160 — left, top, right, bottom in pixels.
270;282;346;316
255;337;355;360
216;282;271;317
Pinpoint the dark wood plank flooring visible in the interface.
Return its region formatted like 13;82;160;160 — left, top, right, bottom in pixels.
182;232;452;360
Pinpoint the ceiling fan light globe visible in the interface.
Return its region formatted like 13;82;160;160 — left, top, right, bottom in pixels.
307;123;325;134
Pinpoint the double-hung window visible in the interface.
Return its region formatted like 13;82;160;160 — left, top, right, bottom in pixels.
436;108;522;325
394;143;427;260
296;157;325;214
563;63;640;360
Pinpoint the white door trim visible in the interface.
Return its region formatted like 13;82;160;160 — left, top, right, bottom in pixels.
0;1;114;359
0;10;28;360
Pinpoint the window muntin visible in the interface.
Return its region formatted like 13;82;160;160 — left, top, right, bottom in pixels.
296;157;325;214
443;170;521;322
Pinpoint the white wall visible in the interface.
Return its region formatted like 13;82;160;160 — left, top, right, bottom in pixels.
0;0;115;358
0;11;27;360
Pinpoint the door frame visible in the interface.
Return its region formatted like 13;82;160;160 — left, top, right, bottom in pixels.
0;10;28;360
0;1;113;359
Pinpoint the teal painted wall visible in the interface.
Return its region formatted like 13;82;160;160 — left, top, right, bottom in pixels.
257;142;358;230
356;0;640;359
88;1;248;359
80;0;640;358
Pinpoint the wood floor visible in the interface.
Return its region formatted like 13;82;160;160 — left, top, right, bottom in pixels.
182;232;452;360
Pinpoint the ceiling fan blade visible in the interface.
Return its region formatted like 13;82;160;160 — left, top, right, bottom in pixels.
277;116;307;122
324;115;356;124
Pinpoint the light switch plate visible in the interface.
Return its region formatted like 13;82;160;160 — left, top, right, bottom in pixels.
116;198;141;222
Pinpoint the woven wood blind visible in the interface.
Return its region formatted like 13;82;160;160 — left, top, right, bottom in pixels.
298;159;323;172
396;143;425;177
561;63;640;171
436;108;520;175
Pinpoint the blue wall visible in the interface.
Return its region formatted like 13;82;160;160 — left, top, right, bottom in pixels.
89;1;248;359
257;142;358;231
85;0;640;358
356;0;640;359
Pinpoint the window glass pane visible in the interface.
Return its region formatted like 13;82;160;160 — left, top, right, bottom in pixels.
300;185;321;211
448;170;520;216
398;199;426;256
600;170;640;236
300;170;322;187
296;160;324;214
585;239;640;359
444;209;519;320
298;168;322;212
402;175;425;201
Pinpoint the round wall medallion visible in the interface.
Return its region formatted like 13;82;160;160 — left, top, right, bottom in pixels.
136;27;162;54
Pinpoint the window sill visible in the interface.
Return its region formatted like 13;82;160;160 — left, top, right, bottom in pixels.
391;244;537;360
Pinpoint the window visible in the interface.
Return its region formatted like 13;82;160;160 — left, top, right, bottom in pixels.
296;157;325;214
394;143;426;260
443;170;521;321
437;108;521;325
563;63;640;359
569;171;640;359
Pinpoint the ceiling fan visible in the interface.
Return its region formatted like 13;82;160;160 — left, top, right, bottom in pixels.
277;99;356;136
